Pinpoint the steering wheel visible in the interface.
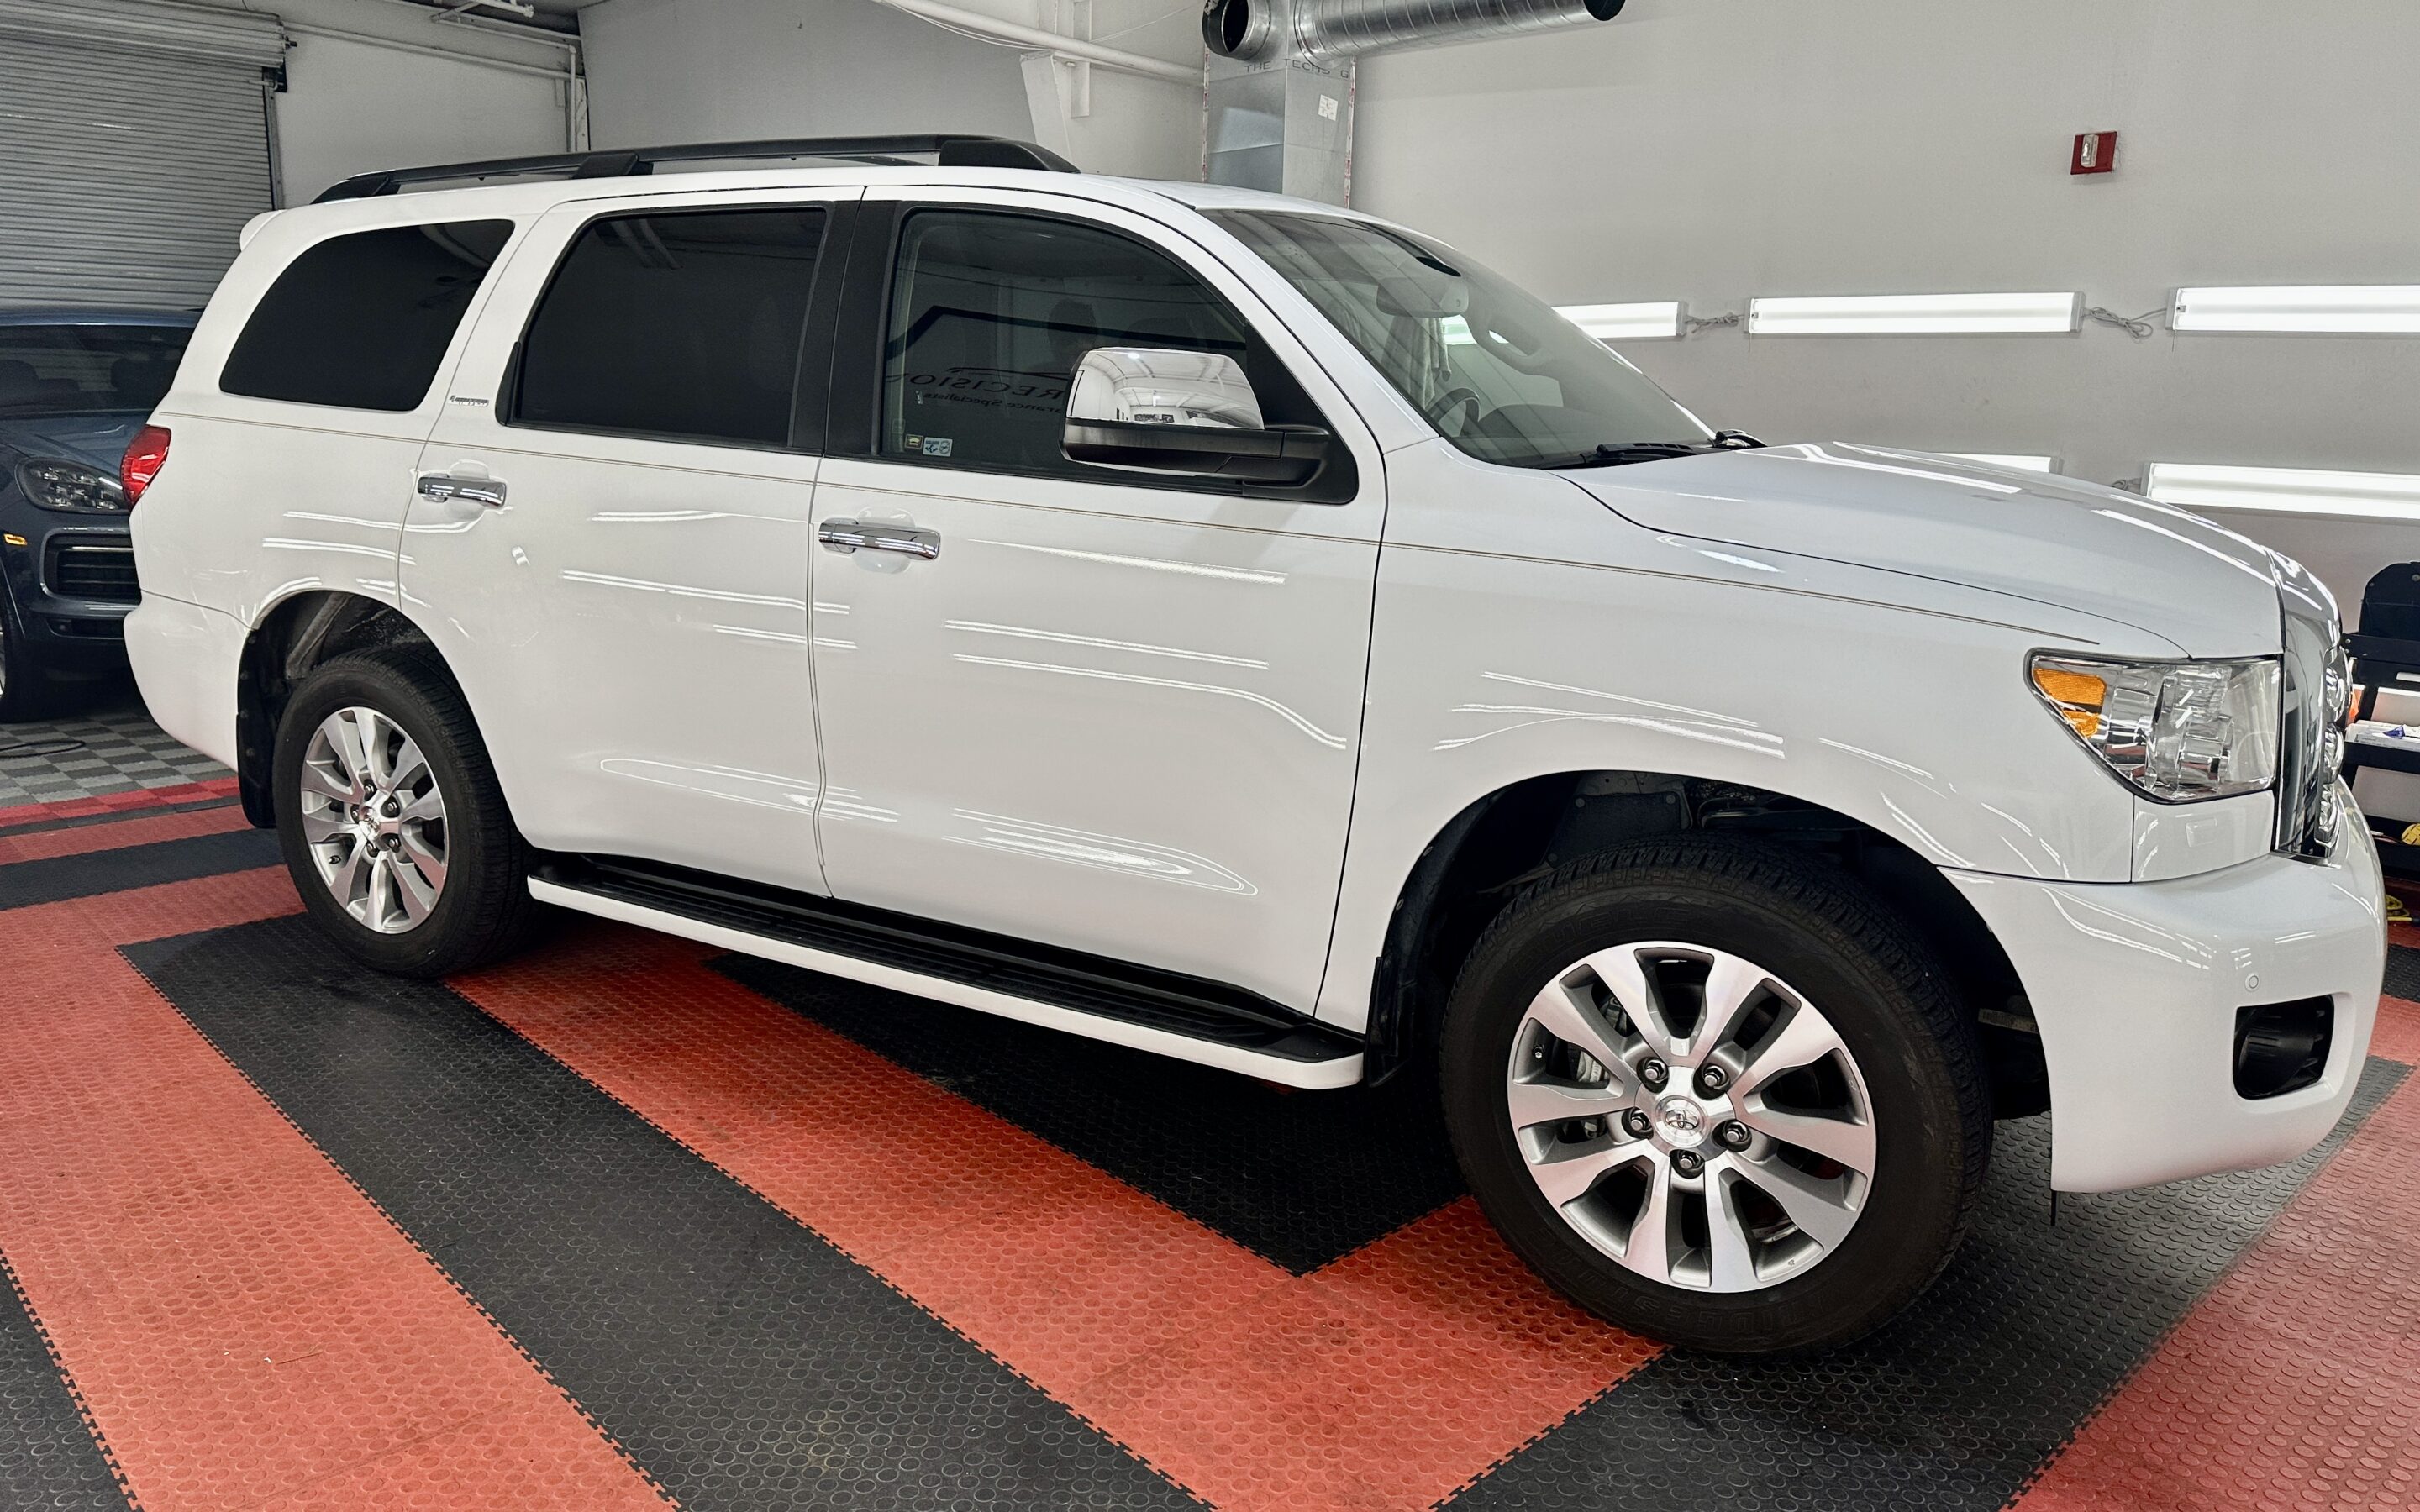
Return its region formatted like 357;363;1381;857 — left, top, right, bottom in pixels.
1424;386;1486;436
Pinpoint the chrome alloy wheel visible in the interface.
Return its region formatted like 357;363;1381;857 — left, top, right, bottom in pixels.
297;706;448;934
1504;942;1876;1293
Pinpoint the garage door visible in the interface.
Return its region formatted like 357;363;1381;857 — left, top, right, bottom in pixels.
0;0;285;312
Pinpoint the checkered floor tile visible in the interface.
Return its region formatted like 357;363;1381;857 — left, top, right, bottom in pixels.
0;680;229;807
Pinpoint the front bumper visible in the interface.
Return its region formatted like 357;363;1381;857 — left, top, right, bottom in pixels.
1950;795;2385;1192
0;512;137;673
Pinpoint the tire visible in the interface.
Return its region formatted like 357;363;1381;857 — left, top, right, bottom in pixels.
1439;835;1991;1354
0;583;54;723
272;648;537;977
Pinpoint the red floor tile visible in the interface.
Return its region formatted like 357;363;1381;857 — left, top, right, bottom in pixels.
0;872;666;1511
2011;1071;2420;1512
0;802;251;864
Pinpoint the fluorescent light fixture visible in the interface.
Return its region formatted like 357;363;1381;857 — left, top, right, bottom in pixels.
1748;292;2082;335
2172;285;2420;333
1555;302;1686;340
1944;453;2060;473
2144;462;2420;522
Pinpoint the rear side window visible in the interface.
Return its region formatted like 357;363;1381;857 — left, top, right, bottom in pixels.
220;220;513;412
511;207;827;448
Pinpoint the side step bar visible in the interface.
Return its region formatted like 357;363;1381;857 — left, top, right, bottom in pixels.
526;856;1365;1089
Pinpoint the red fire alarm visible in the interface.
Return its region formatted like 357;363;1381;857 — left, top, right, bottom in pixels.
2072;131;2118;175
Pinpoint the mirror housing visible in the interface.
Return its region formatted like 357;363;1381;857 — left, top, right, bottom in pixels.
1062;347;1331;486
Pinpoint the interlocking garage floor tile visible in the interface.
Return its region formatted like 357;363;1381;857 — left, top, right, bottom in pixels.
129;915;1202;1512
0;825;277;911
0;1252;125;1510
0;871;661;1512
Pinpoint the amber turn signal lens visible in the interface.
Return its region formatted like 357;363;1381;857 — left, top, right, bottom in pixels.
2031;664;2107;737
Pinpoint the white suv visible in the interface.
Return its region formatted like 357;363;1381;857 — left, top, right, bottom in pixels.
126;134;2383;1353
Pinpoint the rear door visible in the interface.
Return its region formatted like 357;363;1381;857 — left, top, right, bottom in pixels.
805;188;1386;1009
403;188;859;893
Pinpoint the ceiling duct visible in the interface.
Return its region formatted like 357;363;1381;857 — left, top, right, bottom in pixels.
1205;0;1622;64
1202;0;1621;204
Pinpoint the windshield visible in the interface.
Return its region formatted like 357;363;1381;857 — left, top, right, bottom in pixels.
0;324;189;416
1207;209;1712;469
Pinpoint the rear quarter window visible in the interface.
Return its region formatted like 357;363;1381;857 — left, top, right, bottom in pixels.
218;220;513;412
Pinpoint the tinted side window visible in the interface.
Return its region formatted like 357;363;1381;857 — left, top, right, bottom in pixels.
220;221;513;412
513;207;826;447
880;209;1328;483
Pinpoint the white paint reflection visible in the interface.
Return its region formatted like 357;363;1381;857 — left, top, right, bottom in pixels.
2091;510;2275;585
262;538;408;564
713;625;811;645
1796;444;2026;496
946;620;1267;669
591;510;730;523
2044;891;2211;970
819;785;899;824
1818;737;1937;785
598;758;817;813
948;810;1255;894
1880;795;1973;868
1438;670;1781;759
559;569;807;612
975;539;1287;585
1981;802;2063;879
954;654;1347;748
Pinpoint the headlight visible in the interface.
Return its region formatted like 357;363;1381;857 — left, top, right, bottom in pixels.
2029;654;2281;801
15;458;127;513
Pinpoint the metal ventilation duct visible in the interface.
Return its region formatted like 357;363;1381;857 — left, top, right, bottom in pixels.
1204;0;1623;64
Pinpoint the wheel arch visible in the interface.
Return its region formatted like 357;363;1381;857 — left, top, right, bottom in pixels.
1361;769;2045;1118
233;590;454;827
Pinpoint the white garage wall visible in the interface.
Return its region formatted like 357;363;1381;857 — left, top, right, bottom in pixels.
273;29;573;203
578;0;1200;181
1353;0;2420;617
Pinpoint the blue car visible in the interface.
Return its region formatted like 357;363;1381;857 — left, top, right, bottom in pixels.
0;308;194;720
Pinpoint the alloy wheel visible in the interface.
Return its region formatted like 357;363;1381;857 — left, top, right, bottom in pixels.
297;705;449;934
1503;942;1876;1293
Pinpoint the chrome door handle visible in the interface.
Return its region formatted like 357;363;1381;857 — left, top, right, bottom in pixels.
417;473;507;508
818;519;940;559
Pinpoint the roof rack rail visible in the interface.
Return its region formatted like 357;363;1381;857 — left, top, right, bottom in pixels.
313;134;1077;204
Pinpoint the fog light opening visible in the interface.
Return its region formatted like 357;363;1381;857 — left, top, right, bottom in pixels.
2233;997;2333;1100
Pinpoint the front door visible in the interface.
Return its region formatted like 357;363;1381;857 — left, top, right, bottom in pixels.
808;192;1384;1009
404;191;855;893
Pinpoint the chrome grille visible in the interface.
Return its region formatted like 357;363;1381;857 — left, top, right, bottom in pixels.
2275;559;2347;860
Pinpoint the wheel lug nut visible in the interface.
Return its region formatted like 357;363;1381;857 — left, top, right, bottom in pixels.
1638;1058;1668;1089
1620;1110;1653;1139
1697;1064;1729;1095
1717;1121;1751;1150
383;798;402;818
1670;1149;1704;1177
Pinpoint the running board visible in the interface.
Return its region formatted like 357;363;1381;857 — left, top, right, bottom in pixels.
526;856;1365;1089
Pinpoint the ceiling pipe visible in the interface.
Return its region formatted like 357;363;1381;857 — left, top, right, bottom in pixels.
1205;0;1622;63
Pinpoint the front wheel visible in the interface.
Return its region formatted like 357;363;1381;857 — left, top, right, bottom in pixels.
273;649;536;977
1439;836;1991;1354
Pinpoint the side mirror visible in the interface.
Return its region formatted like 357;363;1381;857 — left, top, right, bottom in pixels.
1062;347;1330;486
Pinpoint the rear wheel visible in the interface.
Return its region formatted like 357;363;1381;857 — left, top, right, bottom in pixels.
1439;836;1990;1353
273;649;536;976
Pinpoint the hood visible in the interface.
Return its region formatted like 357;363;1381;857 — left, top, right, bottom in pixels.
1565;443;2285;658
0;412;148;473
